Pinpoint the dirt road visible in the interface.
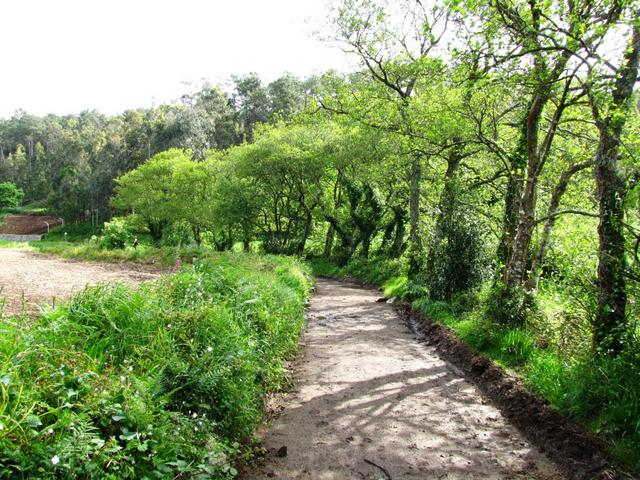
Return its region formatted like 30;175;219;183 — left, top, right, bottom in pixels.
244;278;563;480
0;249;160;316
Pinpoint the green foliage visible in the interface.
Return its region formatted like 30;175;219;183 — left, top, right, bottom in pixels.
0;181;24;209
425;206;487;301
100;218;132;249
43;221;101;242
160;220;194;247
485;281;535;326
308;256;407;292
0;253;311;478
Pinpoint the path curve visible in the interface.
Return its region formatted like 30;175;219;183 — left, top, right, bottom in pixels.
0;249;160;316
244;278;563;480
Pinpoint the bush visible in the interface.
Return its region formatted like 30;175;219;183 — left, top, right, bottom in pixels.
485;281;535;325
44;221;100;242
0;182;24;209
100;218;132;249
424;205;487;301
160;220;193;247
0;253;311;478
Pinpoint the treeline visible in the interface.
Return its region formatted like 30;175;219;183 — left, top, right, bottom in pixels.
2;1;638;356
0;73;317;221
111;0;640;357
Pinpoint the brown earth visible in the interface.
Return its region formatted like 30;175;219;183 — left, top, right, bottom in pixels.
242;278;567;480
0;248;161;316
0;214;64;234
396;304;627;480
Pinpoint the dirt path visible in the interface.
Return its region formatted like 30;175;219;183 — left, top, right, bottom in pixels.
0;249;160;316
244;278;563;480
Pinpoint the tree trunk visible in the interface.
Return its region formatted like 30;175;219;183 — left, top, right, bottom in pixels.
593;134;628;354
591;23;639;355
323;223;335;257
527;161;593;291
426;145;462;279
407;154;423;278
497;137;527;270
504;157;539;288
192;226;201;246
389;206;406;258
505;70;572;291
298;212;313;255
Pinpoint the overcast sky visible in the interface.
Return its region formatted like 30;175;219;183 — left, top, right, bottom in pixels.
0;0;352;118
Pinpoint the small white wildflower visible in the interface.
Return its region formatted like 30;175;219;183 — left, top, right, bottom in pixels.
51;455;60;465
207;346;213;352
194;426;198;432
167;324;172;329
120;376;126;382
192;412;197;418
128;366;133;372
47;428;54;434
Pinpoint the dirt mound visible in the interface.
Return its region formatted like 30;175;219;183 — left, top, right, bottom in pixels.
0;215;63;235
395;304;629;480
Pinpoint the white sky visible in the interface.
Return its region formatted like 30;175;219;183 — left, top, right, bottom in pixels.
0;0;352;118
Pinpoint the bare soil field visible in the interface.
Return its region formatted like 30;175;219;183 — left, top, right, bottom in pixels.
0;214;64;235
0;248;160;316
243;279;565;480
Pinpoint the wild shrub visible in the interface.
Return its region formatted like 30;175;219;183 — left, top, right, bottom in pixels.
100;218;132;249
0;182;24;209
425;205;487;301
0;253;311;479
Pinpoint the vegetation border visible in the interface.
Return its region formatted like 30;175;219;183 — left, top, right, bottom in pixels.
394;302;631;480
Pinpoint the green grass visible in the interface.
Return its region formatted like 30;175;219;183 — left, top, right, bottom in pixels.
0;237;209;268
42;221;102;242
0;205;48;216
413;292;640;474
0;252;312;479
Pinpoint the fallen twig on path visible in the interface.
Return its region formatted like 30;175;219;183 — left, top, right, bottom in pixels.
364;458;392;480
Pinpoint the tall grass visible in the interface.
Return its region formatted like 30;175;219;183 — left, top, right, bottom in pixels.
0;252;312;479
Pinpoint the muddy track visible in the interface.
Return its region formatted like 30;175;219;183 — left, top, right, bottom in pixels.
396;304;626;480
0;249;161;316
243;278;566;480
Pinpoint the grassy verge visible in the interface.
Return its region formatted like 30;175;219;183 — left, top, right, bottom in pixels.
0;238;204;268
311;258;640;475
0;252;312;479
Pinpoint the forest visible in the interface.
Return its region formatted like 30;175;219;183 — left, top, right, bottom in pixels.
1;0;640;478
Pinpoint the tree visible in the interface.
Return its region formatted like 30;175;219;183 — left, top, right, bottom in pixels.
171;157;216;245
585;14;640;354
459;0;631;323
229;123;330;254
328;0;451;277
0;181;24;209
231;73;271;142
112;149;192;241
